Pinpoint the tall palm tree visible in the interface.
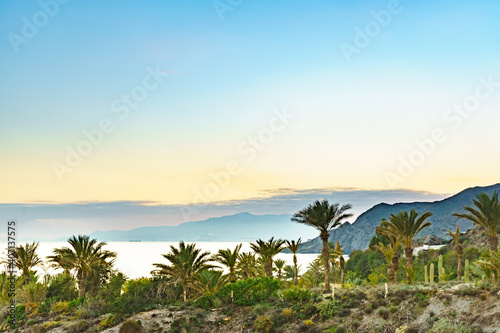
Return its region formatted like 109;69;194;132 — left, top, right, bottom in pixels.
153;241;215;302
211;244;242;283
47;235;116;297
374;240;400;284
446;224;464;282
274;259;286;279
453;192;500;253
292;200;353;293
380;210;433;284
236;252;258;280
375;225;401;283
285;239;302;285
334;241;346;284
250;237;286;277
9;242;42;283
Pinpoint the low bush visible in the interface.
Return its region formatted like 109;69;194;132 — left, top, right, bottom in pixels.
282;286;313;304
253;315;274;332
429;318;474;333
218;277;280;306
119;319;145;333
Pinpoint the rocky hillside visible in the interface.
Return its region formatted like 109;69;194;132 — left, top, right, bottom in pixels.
19;284;500;333
298;183;500;254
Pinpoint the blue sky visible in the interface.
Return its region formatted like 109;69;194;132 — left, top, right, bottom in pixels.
1;0;500;238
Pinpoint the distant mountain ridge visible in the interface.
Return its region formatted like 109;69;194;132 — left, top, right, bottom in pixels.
297;183;500;254
71;212;316;242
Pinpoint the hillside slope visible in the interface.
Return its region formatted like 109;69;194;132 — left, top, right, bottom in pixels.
298;183;500;254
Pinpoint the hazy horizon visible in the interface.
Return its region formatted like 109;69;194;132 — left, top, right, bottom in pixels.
1;1;499;240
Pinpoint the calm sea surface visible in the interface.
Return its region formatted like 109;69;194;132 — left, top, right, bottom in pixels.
32;242;321;279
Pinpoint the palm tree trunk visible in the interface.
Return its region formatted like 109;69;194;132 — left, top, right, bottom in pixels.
393;252;400;284
405;247;413;284
331;261;336;284
340;257;345;284
293;255;298;286
488;234;498;283
78;274;86;298
457;247;463;282
488;234;499;253
321;236;331;293
387;262;394;284
265;260;273;277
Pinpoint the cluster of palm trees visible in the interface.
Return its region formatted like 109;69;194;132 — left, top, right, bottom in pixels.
151;237;305;301
4;191;500;304
373;191;500;284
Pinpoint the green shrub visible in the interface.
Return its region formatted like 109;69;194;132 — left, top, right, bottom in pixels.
378;307;390;319
51;301;70;314
316;300;350;319
429;318;473;333
282;287;312;304
218;277;280;306
99;314;121;329
112;277;175;315
252;303;271;315
254;316;274;332
414;292;430;307
45;273;78;301
119;319;145;333
66;320;90;333
453;287;480;297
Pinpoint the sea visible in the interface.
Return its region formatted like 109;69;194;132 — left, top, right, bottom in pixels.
30;241;321;279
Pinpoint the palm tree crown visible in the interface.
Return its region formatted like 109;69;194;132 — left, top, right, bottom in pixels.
250;237;285;277
380;210;432;284
453;191;500;253
10;242;42;282
211;243;242;283
47;235;117;297
153;241;215;301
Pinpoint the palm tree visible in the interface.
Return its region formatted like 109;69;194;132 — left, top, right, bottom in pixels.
236;252;258;280
274;259;286;279
212;244;242;283
446;224;464;282
376;224;401;283
374;240;400;284
47;235;117;297
285;239;302;285
153;241;215;301
380;210;433;284
9;242;42;283
292;199;353;293
334;241;346;284
190;269;228;299
453;192;500;253
250;237;286;277
476;250;500;282
283;265;296;280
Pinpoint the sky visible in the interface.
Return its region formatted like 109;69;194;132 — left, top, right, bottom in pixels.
1;1;499;239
